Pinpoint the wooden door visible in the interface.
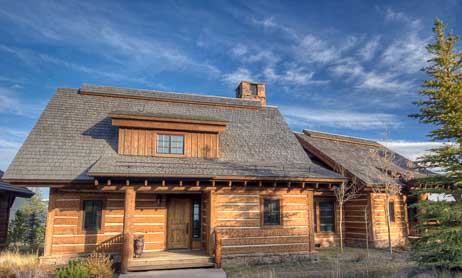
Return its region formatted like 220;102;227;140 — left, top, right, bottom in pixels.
167;198;192;249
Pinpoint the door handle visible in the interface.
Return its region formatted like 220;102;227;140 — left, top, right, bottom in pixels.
186;223;189;234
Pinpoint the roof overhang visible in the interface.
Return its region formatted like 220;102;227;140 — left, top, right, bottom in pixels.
109;111;228;133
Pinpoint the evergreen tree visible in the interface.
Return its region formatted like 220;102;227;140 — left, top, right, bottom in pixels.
7;191;47;252
410;19;462;269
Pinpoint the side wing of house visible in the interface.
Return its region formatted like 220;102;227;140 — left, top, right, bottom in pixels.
295;130;424;248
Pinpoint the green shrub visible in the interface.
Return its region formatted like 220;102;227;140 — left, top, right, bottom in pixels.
56;259;90;278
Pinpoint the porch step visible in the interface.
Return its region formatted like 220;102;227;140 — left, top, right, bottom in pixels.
127;251;215;271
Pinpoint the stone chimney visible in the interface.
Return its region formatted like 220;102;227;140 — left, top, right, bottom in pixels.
235;81;266;105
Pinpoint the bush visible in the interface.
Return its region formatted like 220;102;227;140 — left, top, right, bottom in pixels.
56;259;90;278
83;252;113;278
56;252;113;278
0;251;44;278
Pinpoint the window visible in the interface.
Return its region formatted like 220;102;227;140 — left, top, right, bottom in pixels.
83;200;103;231
319;201;335;232
192;199;201;239
250;84;258;95
389;201;395;222
157;135;184;154
263;198;281;226
314;200;335;233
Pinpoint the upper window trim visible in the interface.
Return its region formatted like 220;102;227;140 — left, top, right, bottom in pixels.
156;134;185;155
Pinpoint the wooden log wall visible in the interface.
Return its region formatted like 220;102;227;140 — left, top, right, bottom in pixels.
48;190;125;256
133;193;167;253
369;193;408;248
343;193;371;247
214;189;313;257
118;128;219;158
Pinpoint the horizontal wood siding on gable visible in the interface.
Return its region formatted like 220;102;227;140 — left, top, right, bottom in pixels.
214;189;312;257
118;128;219;158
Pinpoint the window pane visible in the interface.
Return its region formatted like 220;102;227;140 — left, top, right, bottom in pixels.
84;200;103;230
389;201;395;222
156;135;184;154
263;198;281;225
192;199;201;239
319;201;335;232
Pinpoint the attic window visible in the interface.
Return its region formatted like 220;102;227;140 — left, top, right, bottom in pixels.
157;134;184;154
250;84;258;96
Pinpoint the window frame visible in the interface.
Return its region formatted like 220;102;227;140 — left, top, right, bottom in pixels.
260;196;283;228
191;199;201;240
388;200;396;223
156;134;185;156
80;198;106;233
314;199;336;234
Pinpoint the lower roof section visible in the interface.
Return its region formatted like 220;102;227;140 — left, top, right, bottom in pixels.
87;154;346;182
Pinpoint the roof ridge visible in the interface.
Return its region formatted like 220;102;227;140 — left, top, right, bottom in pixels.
80;84;261;105
302;129;381;147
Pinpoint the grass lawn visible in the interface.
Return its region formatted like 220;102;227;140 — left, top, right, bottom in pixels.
223;247;455;278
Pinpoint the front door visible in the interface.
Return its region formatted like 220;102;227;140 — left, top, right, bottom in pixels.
167;198;192;249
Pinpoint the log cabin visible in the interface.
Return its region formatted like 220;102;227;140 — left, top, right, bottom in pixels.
295;129;428;248
3;81;348;272
0;171;34;249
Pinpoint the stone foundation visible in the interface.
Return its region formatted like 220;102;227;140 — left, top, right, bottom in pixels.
222;251;319;266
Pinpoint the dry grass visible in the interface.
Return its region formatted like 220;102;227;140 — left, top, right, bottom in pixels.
0;251;46;278
83;252;113;278
224;247;418;278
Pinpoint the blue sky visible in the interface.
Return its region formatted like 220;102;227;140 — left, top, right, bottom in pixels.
0;0;460;172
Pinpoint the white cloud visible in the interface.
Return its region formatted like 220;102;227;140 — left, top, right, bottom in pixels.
358;37;380;61
280;106;400;130
264;67;329;86
384;8;421;29
381;141;447;161
0;127;28;171
222;68;253;86
296;34;340;64
0;87;43;118
231;44;248;57
381;34;430;75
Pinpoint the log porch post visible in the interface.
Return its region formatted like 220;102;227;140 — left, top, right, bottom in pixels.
121;186;136;274
44;188;56;256
307;190;315;252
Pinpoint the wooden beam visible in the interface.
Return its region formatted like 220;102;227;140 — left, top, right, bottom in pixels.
179;180;183;186
94;179;99;186
287;181;291;188
121;187;136;274
244;181;247;188
212;180;215;187
302;182;306;189
144;179;148;186
228;181;232;187
315;183;319;189
196;180;200;187
258;181;263;187
107;179;111;186
162;180;166;187
125;179;130;186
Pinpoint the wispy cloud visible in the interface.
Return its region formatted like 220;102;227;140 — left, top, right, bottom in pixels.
296;34;341;64
264;67;329;86
222;68;253;86
0;127;28;171
280;106;400;130
358;36;381;61
0;87;43;118
381;141;447;161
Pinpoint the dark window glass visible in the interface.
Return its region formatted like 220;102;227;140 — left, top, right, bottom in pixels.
389;201;395;222
192;199;201;239
319;201;335;232
263;198;281;225
250;84;258;95
313;202;317;232
83;200;103;230
156;135;184;154
408;205;417;222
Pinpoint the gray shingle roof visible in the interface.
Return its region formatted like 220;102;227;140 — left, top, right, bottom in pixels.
296;129;430;186
4;85;343;182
